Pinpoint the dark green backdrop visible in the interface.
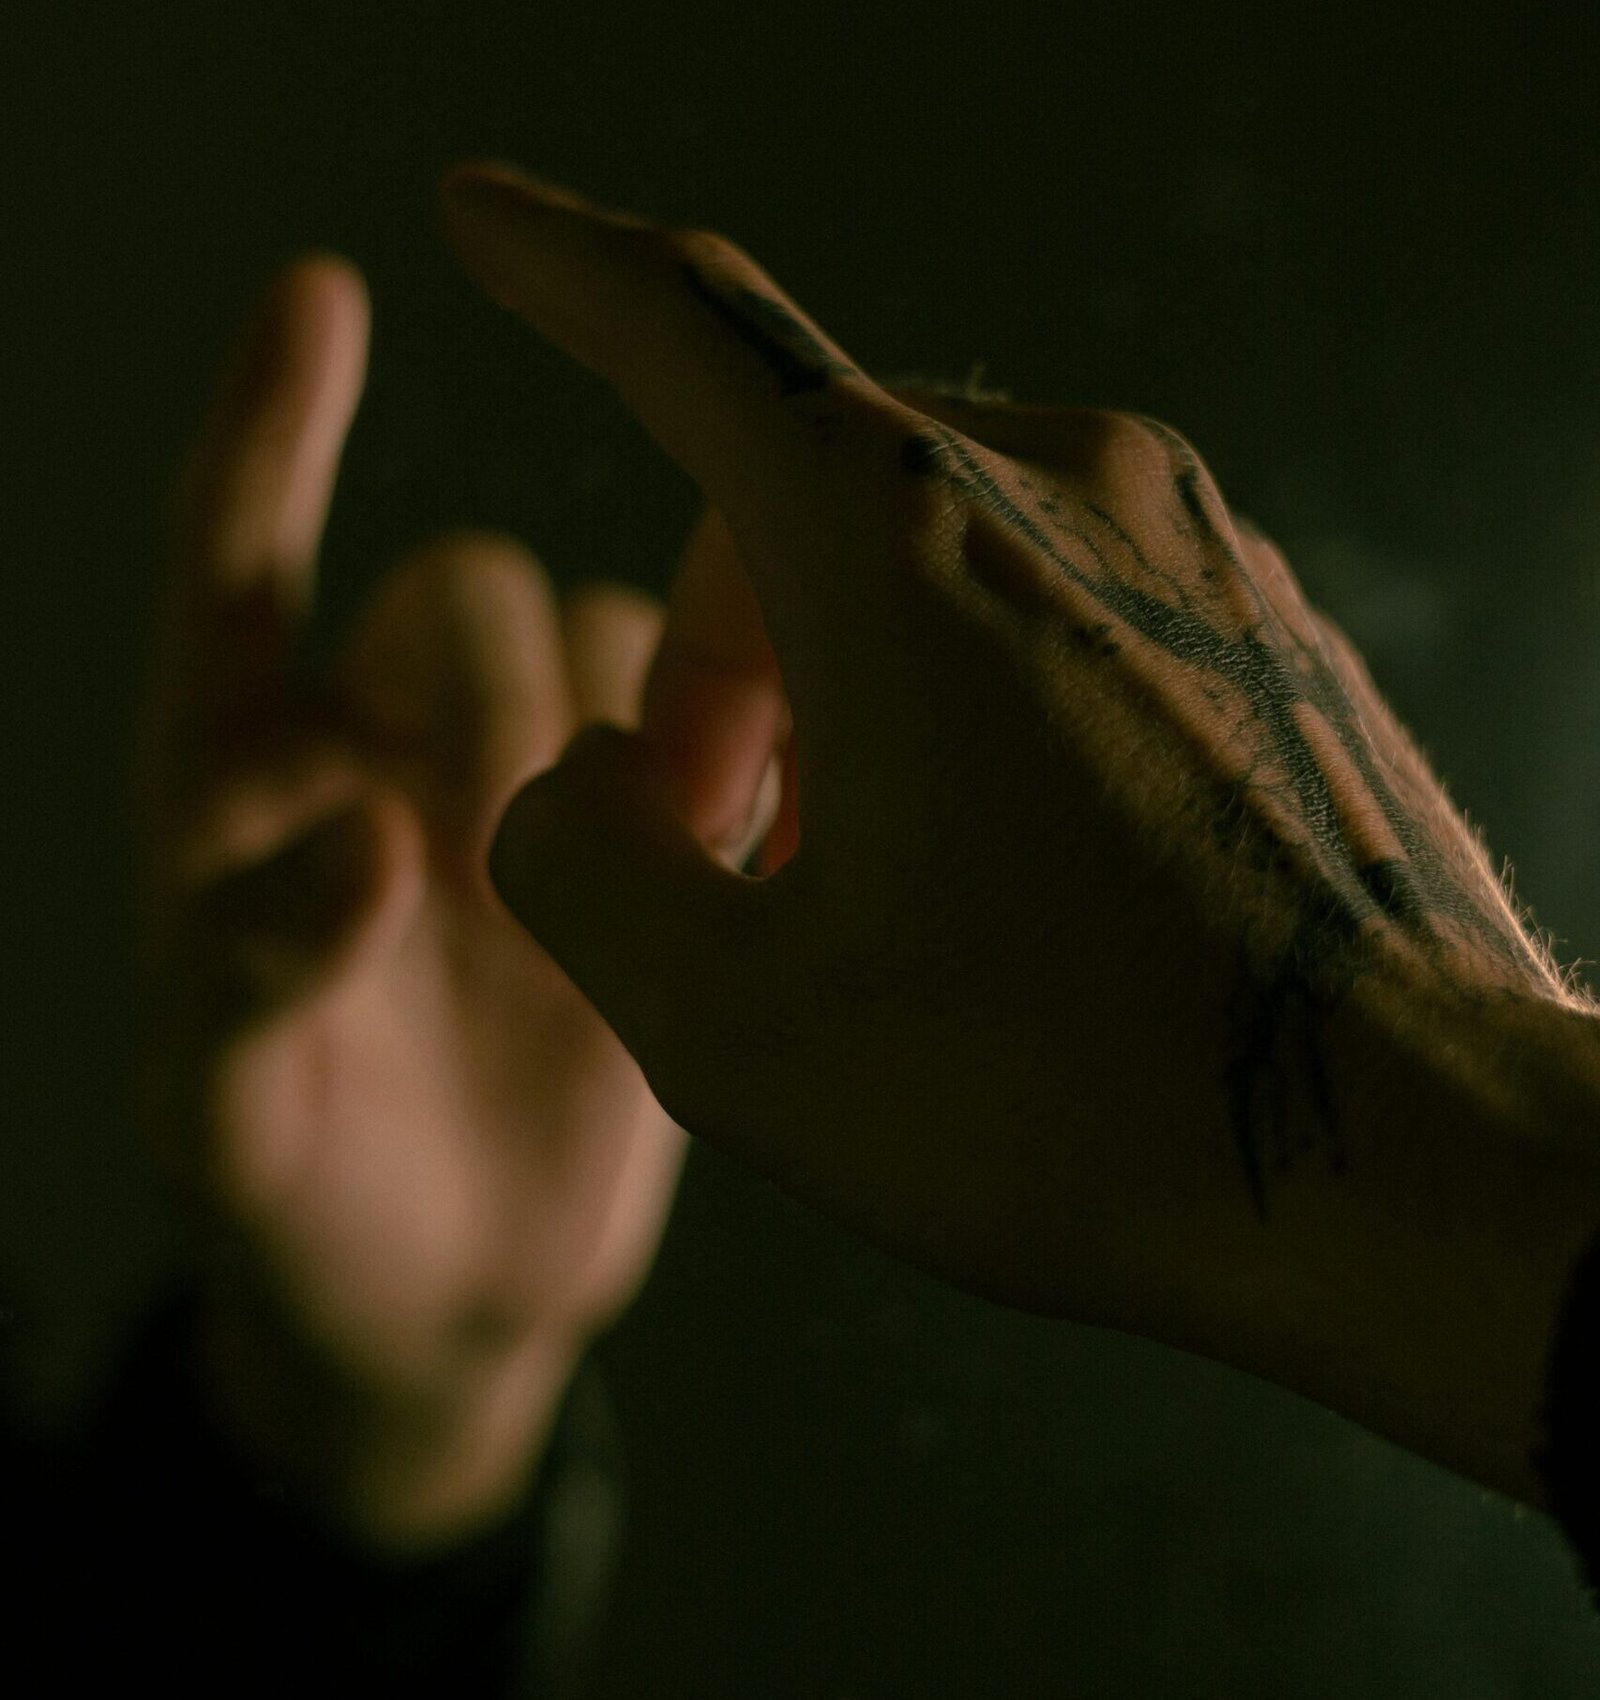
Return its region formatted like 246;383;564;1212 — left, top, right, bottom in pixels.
4;2;1599;1693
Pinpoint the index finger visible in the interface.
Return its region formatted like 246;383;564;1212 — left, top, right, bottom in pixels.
436;163;918;662
635;380;997;849
136;258;368;826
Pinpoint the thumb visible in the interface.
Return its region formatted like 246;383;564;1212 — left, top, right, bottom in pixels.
489;721;770;1119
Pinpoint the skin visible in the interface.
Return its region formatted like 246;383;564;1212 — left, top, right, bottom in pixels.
437;161;1600;1515
128;259;780;1552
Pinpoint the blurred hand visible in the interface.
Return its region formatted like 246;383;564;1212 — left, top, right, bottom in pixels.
437;162;1588;1362
128;259;778;1545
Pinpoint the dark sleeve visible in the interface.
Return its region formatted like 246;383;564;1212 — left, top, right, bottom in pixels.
1534;1225;1600;1611
10;1294;625;1698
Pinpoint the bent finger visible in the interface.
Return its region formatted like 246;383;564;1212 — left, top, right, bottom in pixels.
436;163;914;679
637;505;791;849
569;575;783;867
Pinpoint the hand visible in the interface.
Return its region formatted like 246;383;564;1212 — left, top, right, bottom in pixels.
128;258;779;1547
437;163;1600;1505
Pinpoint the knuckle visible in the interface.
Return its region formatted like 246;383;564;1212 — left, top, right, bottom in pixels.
879;398;962;479
1238;528;1292;585
1094;408;1191;474
867;391;934;443
617;224;763;356
883;410;997;545
634;223;755;308
824;383;931;462
1092;410;1235;530
1129;409;1202;463
887;480;970;585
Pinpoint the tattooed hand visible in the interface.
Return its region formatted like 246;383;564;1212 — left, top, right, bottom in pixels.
437;162;1600;1504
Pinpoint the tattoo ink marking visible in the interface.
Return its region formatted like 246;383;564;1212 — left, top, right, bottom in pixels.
680;264;858;399
1066;621;1119;658
914;429;1531;964
1134;413;1224;539
1226;891;1360;1222
1358;858;1426;926
1175;466;1211;531
901;418;1542;1215
902;434;946;478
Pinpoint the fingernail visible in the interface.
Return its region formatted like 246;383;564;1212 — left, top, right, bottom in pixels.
714;750;785;870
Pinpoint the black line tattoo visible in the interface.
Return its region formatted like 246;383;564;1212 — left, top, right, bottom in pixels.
1137;413;1223;538
1358;857;1427;926
680;263;859;398
901;422;1541;1219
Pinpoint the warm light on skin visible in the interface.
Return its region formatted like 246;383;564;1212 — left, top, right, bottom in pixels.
130;240;779;1547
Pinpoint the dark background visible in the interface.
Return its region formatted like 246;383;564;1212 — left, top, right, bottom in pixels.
5;1;1600;1693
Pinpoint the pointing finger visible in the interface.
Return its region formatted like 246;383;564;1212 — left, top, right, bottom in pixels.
565;571;785;867
436;163;916;690
138;258;368;830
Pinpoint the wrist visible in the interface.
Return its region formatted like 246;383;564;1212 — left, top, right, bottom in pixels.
1170;975;1600;1508
195;1281;584;1555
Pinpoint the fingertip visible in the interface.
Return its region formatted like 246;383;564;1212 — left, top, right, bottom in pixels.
251;253;368;349
285;248;366;296
290;254;370;366
221;251;368;420
562;580;666;730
